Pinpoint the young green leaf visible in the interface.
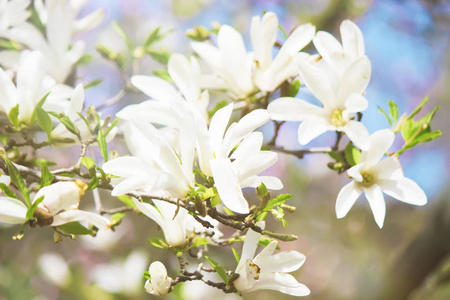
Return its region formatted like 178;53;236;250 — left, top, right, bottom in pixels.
263;194;292;212
208;100;229;119
26;195;45;220
205;256;228;285
77;54;93;66
58;222;94;235
112;21;135;50
287;80;300;97
143;26;162;48
186;237;209;250
36;107;53;140
40;165;54;187
5;159;30;206
105;117;120;137
152;69;172;82
97;130;108;162
147;50;170;65
148;237;169;249
0;183;19;199
377;106;393;127
345;143;361;166
81;157;96;170
231;247;240;263
117;195;136;209
84;79;103;90
408;96;429;120
388;100;399;125
110;212;126;227
8;104;19;127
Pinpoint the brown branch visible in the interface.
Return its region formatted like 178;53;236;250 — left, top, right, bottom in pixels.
266;145;332;159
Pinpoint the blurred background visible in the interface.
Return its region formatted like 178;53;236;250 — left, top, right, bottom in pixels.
0;0;449;299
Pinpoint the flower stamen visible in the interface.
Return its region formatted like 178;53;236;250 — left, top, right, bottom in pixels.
330;109;346;127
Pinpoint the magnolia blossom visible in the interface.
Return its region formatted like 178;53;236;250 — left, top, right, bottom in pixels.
38;252;71;288
0;0;30;35
336;129;427;228
119;53;209;124
133;198;197;247
191;24;255;99
5;0;104;83
145;261;172;296
251;12;315;92
0;51;71;125
197;103;282;214
234;225;310;296
268;56;371;150
0;181;110;230
314;20;365;79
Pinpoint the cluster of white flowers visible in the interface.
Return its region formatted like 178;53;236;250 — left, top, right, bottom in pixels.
0;2;435;298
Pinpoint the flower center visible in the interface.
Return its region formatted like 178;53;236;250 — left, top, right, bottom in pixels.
249;261;261;280
330;109;346;127
360;171;374;187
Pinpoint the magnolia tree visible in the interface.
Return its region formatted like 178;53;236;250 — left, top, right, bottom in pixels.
0;0;442;298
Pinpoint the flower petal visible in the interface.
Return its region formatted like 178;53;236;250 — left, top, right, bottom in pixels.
258;250;306;273
268;97;323;121
52;210;110;230
209;103;233;154
251;12;278;70
239;175;283;190
168;53;200;103
236;227;262;272
313;30;343;68
344;93;368;115
131;75;181;102
361;129;395;167
235;151;278;182
297;116;331;145
340;20;365;58
378;178;427;206
0;197;27;224
132;199;164;229
338;56;371;102
210;158;249;214
343;120;369;151
280;23;315;55
336;181;363;218
370;156;403;180
364;184;386;228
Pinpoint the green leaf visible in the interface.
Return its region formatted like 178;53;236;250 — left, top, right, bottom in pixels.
256;182;268;199
143;271;150;280
231;247;240;263
26;195;44;220
8;104;19;127
87;176;99;190
414;130;442;144
84;79;103;90
60;116;80;137
401;118;415;142
345;143;361;166
5;159;30;206
148;237;169;249
112;21;135;50
81;157;96;169
117;195;136;209
36;108;53;140
147;49;170;65
186;237;209;250
263;194;292;212
152;69;172;82
0;183;19;199
40;165;54;187
256;211;268;221
210;194;221;207
58;222;94;235
258;237;280;250
388;100;399;125
278;24;289;40
105;117;120;137
261;230;298;241
77;54;92;66
377;106;392;127
0;39;21;50
110;212;126;227
31;92;51;123
205;256;228;285
143;26;162;47
408;96;429;120
208;100;229;119
287;80;300;97
328;151;344;163
97;130;108;162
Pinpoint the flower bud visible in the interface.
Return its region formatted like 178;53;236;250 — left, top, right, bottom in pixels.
145;261;172;296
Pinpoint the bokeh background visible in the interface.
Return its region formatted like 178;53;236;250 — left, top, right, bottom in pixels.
0;0;449;299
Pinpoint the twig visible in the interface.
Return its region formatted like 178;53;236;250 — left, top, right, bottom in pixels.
266;145;332;159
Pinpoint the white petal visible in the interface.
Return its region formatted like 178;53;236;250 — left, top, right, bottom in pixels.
298;61;338;107
36;182;81;215
313;31;343;67
336;181;363;218
343;120;370;151
370;156;403;180
297;116;331;145
208;103;233;154
168;53;199;103
102;157;151;178
347;163;365;182
258;250;306;273
131;75;181;102
249;279;310;296
73;8;104;34
338;57;371;102
340;20;365;58
344;93;368;114
67;84;84;119
360;129;395;167
378;178;427;206
0;197;27;224
117;101;178;128
111;176;152;196
364;184;386;228
132;199;164;229
268;97;323;121
52;210;111;230
253;240;278;264
239;175;283;190
230;132;263;160
210;158;249;214
191;41;222;72
235;151;278;182
280;23;315;55
236;228;262;272
251;12;278;70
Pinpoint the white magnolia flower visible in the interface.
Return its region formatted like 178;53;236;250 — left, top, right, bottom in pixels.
196;103;282;214
336;129;427;228
0;181;110;230
133;198;195;247
6;0;103;83
234;225;310;296
314;20;365;79
0;51;71;125
191;25;255;99
38;252;71;288
251;12;315;92
145;261;172;296
103;115;195;199
120;53;210;124
268;56;371;150
0;0;30;34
